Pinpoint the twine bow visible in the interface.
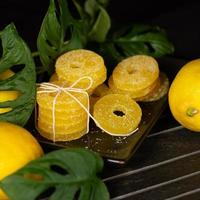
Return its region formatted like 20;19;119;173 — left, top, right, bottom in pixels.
37;76;138;141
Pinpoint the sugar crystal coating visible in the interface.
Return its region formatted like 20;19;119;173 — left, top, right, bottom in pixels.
108;75;159;99
112;55;159;92
36;81;88;141
55;49;107;93
138;72;169;102
93;94;142;135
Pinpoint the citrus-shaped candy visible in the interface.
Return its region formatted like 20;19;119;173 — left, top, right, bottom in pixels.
36;80;89;141
38;126;86;142
169;59;200;132
93;94;142;136
139;72;169;102
108;75;159;99
38;117;87;131
38;107;87;119
0;122;43;199
112;55;159;92
55;49;107;91
38;111;87;125
37;81;88;110
37;119;87;141
38;106;86;116
55;68;106;95
51;70;106;95
37;92;88;110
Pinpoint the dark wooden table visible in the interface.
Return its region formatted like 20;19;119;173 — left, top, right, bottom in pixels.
102;58;200;200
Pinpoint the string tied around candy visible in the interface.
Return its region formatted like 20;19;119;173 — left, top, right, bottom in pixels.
37;76;138;142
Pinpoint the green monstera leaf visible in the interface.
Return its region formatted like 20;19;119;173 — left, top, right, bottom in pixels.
37;0;111;75
99;24;174;65
37;0;87;75
0;23;36;126
113;24;174;58
85;0;111;42
0;148;110;200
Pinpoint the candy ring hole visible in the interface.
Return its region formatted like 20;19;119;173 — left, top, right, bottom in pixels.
127;68;137;74
113;110;125;117
70;64;80;69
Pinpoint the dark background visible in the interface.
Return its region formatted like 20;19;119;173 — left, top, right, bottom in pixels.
0;0;200;60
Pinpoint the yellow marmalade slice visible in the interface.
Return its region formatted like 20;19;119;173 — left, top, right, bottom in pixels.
138;72;169;102
37;81;88;109
93;94;142;136
112;55;159;92
55;49;107;92
38;121;87;142
108;75;159;99
38;110;87;125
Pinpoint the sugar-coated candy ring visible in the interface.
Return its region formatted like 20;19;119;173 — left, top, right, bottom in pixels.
138;72;169;102
38;117;87;132
112;55;159;92
38;121;87;142
38;111;87;125
55;49;107;91
38;128;86;142
108;75;159;99
36;80;89;141
38;106;87;118
38;106;86;116
37;92;88;109
37;81;88;109
93;94;142;136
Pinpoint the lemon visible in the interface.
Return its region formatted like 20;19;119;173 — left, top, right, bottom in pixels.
0;70;20;114
0;69;15;80
0;122;43;200
0;90;20;102
0;90;20;113
169;59;200;132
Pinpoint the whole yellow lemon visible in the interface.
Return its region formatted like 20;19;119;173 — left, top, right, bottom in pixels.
169;59;200;132
0;122;43;199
